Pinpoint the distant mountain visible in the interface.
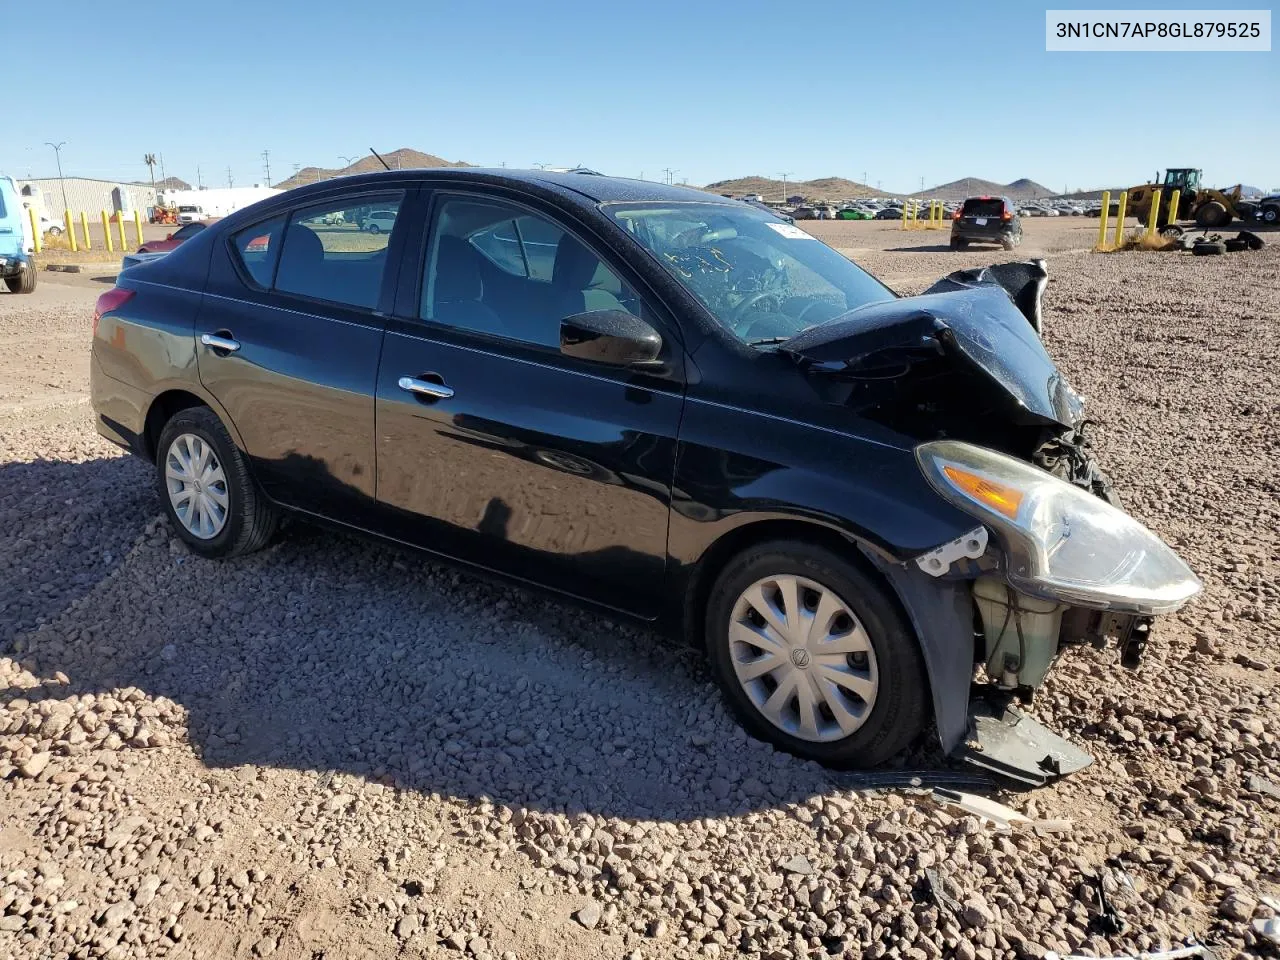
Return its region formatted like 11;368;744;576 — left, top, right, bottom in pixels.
134;176;191;191
914;177;1053;200
275;148;470;190
704;175;892;200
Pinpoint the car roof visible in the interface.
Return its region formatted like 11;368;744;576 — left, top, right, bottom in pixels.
279;168;733;207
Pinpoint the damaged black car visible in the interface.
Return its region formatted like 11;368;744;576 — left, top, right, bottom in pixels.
90;171;1200;784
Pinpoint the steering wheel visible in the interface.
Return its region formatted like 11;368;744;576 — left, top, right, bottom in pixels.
793;299;829;327
729;290;782;330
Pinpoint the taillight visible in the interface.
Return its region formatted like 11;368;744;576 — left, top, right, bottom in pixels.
93;288;135;338
952;209;962;220
1001;210;1013;221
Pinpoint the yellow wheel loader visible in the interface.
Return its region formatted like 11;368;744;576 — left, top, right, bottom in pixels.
1126;168;1247;230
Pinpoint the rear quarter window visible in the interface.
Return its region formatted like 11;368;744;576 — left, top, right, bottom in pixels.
230;215;286;288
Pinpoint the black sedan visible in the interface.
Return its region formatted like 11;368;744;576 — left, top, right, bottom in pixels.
91;170;1199;778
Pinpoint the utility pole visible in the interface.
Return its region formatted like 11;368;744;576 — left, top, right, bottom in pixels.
144;153;157;193
778;172;791;202
920;176;925;192
262;150;272;187
197;165;203;189
863;171;868;186
44;142;69;217
662;167;677;185
159;153;166;183
533;162;548;169
227;167;234;188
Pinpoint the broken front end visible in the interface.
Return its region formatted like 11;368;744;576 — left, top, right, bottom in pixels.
787;262;1201;784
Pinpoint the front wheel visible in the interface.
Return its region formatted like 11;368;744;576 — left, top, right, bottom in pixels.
155;406;279;558
367;224;380;235
705;541;929;767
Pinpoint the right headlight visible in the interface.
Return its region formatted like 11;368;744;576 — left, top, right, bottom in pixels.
916;439;1201;615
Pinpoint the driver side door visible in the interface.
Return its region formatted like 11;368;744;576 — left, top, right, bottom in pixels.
372;189;687;617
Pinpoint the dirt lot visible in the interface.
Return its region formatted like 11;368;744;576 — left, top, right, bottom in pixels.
2;218;1278;960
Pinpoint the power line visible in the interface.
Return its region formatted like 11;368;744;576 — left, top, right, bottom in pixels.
778;171;792;202
227;166;234;188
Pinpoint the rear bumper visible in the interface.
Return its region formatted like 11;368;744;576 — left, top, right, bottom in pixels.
0;250;31;277
952;224;1017;241
90;351;151;458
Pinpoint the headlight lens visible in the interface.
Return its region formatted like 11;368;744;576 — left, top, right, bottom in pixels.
916;439;1201;614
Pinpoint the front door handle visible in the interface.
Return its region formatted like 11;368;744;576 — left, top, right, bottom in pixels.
398;375;454;400
200;332;241;353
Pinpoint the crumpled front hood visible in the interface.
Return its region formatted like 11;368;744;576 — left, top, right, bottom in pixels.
782;284;1083;428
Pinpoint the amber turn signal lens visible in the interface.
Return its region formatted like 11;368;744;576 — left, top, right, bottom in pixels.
942;465;1024;519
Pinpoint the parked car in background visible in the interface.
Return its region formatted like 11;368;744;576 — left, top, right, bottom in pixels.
138;219;222;254
951;196;1022;250
0;176;36;293
837;207;873;220
874;207;903;220
89;169;1200;779
360;209;398;233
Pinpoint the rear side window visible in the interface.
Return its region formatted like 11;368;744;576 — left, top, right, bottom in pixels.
231;215;286;288
275;194;405;309
961;198;1006;218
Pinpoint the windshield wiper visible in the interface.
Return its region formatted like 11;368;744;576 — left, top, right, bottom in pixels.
746;336;792;347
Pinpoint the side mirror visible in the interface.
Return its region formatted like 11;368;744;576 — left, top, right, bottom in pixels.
560;310;662;367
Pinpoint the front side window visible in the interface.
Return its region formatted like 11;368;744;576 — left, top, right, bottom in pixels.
606;202;893;345
421;196;639;348
275;193;404;309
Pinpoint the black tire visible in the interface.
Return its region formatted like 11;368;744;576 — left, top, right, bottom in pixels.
1000;238;1016;251
704;540;929;767
953;237;969;250
1260;205;1279;225
948;237;961;250
367;224;380;235
155;406;278;559
1224;237;1248;253
1192;240;1226;256
4;264;36;294
1238;230;1265;251
1194;201;1230;229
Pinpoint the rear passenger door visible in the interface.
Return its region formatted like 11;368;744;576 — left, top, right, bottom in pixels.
197;189;409;515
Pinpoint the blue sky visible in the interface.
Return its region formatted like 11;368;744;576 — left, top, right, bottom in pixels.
6;0;1276;192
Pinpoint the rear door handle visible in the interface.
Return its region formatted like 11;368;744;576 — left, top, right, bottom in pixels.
200;333;241;353
398;375;454;400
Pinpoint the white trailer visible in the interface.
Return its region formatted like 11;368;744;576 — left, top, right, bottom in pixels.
159;186;282;222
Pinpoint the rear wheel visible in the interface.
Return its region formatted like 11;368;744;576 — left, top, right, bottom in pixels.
155;406;279;558
1261;205;1280;225
367;223;381;235
4;264;36;294
705;540;929;767
1001;237;1016;251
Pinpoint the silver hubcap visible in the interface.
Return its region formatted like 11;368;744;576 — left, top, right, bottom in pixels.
164;433;229;539
729;575;879;743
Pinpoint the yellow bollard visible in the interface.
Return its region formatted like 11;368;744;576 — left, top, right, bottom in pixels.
80;212;92;250
900;200;907;229
28;207;42;254
1145;188;1162;239
102;211;114;253
65;210;78;252
134;210;144;246
116;212;127;251
1167;188;1181;228
1112;191;1128;249
1096;191;1111;250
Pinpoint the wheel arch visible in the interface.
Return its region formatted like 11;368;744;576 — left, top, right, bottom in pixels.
142;386;247;464
678;516;906;651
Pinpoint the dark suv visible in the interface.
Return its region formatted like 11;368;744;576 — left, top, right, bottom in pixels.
951;196;1021;251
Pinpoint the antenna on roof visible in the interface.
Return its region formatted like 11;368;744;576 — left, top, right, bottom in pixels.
369;148;391;171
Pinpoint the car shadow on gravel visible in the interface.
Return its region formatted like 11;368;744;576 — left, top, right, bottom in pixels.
5;456;949;822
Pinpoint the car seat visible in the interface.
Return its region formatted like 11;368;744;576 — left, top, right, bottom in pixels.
432;236;506;335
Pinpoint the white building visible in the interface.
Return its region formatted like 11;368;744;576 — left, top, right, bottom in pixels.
16;177;157;221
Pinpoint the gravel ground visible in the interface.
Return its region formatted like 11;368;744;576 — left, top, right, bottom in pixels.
2;219;1278;960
